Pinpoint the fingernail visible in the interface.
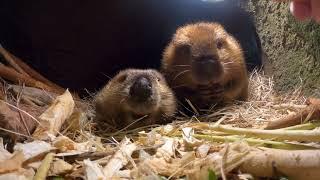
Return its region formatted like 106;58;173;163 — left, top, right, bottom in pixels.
289;1;294;14
314;16;320;23
290;1;312;21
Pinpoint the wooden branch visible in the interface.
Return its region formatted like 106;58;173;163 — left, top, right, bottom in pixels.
5;48;65;92
9;85;57;105
207;124;320;142
14;57;65;92
0;46;80;99
265;104;320;130
0;64;64;94
57;151;114;163
0;46;29;77
240;148;320;180
0;46;65;93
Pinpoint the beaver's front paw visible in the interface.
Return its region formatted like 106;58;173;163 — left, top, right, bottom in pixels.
198;84;224;101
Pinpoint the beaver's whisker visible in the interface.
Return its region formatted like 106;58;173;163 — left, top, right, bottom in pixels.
120;98;126;104
173;70;190;81
172;64;191;67
172;84;188;89
172;67;191;70
222;62;233;65
100;72;112;80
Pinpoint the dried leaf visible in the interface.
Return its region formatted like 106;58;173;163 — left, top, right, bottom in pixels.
75;141;97;152
103;138;137;178
143;131;157;146
114;170;131;179
0;138;12;161
163;124;174;134
53;136;97;155
139;150;152;162
138;131;164;148
134;151;197;178
182;127;203;148
48;159;73;176
155;137;175;162
52;136;77;152
32;90;75;140
194;142;251;178
0;168;34;180
0;151;25;174
196;144;211;158
0;101;38;142
14;141;53;160
139;157;182;178
238;173;254;180
84;159;106;180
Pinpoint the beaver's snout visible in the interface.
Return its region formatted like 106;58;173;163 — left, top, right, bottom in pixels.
191;55;223;85
129;77;153;102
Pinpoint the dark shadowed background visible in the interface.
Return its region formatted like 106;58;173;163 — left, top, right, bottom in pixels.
0;0;262;97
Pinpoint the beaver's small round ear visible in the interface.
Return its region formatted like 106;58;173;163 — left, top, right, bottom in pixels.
116;73;128;83
172;34;191;54
216;38;225;49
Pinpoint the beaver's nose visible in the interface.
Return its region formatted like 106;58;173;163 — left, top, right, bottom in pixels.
192;56;223;84
129;77;152;102
192;58;218;75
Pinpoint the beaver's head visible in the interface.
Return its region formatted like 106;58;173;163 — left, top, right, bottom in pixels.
163;22;244;87
108;69;176;117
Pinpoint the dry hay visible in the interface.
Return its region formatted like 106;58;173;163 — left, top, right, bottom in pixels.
0;70;318;180
206;70;306;129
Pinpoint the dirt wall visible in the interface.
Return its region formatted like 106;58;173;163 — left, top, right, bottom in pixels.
246;1;320;97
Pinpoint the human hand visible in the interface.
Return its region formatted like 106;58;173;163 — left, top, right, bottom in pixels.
277;0;320;22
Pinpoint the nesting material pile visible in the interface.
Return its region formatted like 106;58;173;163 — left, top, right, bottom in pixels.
1;47;320;180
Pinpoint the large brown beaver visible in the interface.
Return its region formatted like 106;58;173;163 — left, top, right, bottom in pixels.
162;22;248;113
94;69;176;131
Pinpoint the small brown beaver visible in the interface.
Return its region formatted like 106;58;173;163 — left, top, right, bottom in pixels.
162;22;248;112
93;69;176;131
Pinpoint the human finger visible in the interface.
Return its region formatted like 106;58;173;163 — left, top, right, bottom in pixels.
311;0;320;22
290;1;312;21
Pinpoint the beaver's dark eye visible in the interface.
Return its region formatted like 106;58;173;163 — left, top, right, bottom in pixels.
155;75;162;82
216;39;224;49
176;43;191;55
117;74;127;83
152;72;163;82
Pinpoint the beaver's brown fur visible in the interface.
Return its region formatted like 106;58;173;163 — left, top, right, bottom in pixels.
94;69;176;131
162;22;248;112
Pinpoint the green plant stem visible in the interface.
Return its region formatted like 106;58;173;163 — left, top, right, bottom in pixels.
193;134;316;150
280;122;320;130
34;153;55;180
206;124;320;142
